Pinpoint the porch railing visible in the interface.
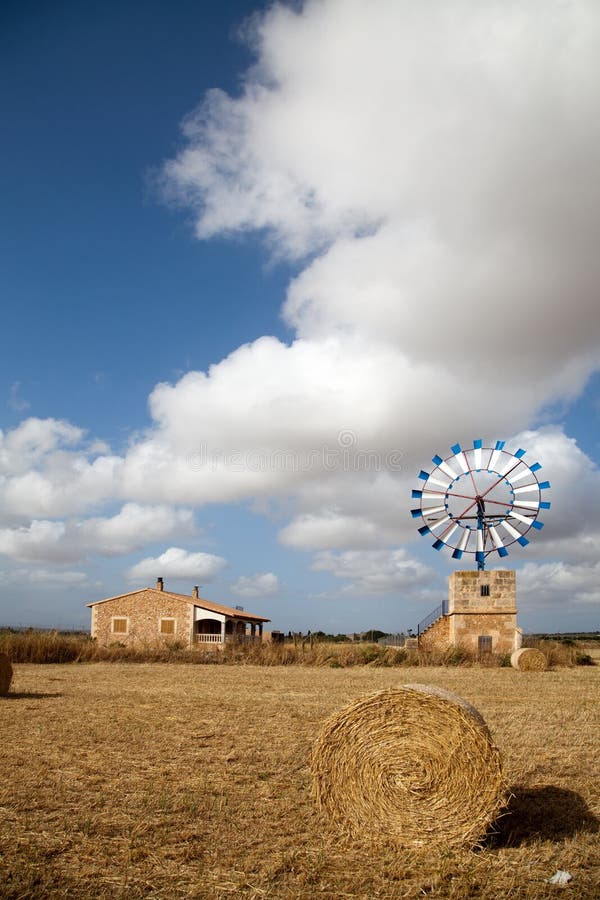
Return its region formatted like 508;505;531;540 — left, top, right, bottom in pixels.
193;633;262;644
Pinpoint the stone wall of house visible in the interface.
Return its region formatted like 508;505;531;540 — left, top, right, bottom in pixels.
418;614;450;652
91;590;194;647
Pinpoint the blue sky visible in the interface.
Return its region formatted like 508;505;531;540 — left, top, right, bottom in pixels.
2;0;599;634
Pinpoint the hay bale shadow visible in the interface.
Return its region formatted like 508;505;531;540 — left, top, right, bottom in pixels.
2;691;63;700
488;785;599;847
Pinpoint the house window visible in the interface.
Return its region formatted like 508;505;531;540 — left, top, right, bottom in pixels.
159;617;176;635
478;635;493;654
112;617;128;634
480;584;490;597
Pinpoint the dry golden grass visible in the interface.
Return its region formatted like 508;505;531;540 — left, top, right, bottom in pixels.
0;663;598;898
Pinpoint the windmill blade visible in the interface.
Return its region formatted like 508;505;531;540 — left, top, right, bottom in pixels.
450;443;470;474
473;438;482;471
509;511;535;526
430;515;451;529
487;440;505;472
488;525;509;557
502;520;529;546
432;454;456;479
422;505;446;516
441;523;459;544
429;476;453;489
476;527;484;553
420;472;452;489
498;447;526;476
452;528;470;557
508;468;535;485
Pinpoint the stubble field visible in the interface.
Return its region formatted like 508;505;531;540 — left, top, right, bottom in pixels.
0;663;598;899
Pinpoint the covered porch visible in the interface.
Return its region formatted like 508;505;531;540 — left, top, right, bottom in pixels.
192;607;265;645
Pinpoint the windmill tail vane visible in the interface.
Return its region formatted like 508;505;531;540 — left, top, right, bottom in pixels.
412;439;550;570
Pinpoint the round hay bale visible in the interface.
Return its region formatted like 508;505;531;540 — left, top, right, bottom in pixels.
511;647;547;671
0;653;13;696
311;684;505;848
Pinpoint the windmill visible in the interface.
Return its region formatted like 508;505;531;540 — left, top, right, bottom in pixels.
412;440;551;570
411;440;551;655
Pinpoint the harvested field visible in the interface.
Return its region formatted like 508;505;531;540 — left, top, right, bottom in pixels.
0;663;598;899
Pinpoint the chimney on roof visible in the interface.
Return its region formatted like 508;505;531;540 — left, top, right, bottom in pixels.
192;585;199;599
156;577;164;591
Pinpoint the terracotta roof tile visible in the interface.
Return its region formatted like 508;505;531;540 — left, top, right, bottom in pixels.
86;587;270;622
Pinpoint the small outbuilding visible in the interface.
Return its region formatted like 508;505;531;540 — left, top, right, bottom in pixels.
417;570;521;656
88;577;271;647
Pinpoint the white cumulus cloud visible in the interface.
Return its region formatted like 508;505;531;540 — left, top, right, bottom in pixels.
279;511;382;550
0;567;91;586
126;547;227;583
312;548;432;595
151;0;600;507
518;560;600;610
232;572;280;598
0;504;195;563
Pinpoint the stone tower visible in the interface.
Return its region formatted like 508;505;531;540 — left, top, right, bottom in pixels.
419;570;521;655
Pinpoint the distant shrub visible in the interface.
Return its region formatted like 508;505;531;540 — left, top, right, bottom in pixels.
521;638;592;668
575;652;595;666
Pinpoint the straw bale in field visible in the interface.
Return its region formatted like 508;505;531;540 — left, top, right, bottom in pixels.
511;647;547;671
311;683;506;848
0;653;12;695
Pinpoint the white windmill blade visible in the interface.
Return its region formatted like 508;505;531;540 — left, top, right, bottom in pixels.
513;484;538;495
430;515;451;529
450;443;470;474
509;511;534;526
473;439;482;471
432;453;456;480
487;440;506;472
423;505;446;516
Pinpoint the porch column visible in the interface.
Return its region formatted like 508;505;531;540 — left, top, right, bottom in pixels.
259;623;263;639
251;623;256;639
220;620;226;643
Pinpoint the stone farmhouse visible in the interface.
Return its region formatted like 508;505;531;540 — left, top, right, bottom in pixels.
88;577;270;648
417;570;522;656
